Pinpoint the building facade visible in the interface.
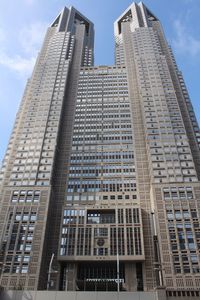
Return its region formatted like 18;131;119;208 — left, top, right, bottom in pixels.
0;2;200;299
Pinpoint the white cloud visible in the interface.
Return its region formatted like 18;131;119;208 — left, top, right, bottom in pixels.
19;21;47;55
0;21;47;77
0;52;36;77
172;19;200;57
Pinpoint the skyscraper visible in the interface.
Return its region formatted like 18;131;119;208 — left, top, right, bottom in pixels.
0;2;200;299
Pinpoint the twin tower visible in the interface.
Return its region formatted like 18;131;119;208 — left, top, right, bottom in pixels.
0;2;200;299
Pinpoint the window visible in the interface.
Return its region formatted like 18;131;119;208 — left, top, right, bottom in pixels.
11;191;19;202
25;244;32;251
94;228;108;237
87;210;115;224
15;214;21;221
27;191;33;202
23;214;29;221
23;256;30;262
186;188;193;199
21;265;28;273
30;214;37;221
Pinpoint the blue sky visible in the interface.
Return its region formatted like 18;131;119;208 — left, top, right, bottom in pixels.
0;0;200;162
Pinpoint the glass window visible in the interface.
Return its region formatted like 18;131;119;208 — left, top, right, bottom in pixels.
94;228;108;237
25;244;32;251
30;214;37;221
21;265;28;273
87;210;115;224
23;215;29;221
15;214;21;221
167;212;173;220
175;211;181;219
23;256;30;262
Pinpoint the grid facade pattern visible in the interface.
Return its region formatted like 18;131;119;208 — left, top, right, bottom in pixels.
114;1;200;294
0;6;94;290
0;1;200;296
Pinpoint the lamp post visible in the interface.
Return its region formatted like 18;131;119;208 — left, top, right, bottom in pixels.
116;209;120;298
47;253;58;290
117;252;120;292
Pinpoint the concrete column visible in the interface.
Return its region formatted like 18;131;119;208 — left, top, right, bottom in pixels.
125;262;137;291
66;263;77;291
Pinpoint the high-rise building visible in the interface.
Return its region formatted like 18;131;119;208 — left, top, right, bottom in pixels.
0;2;200;299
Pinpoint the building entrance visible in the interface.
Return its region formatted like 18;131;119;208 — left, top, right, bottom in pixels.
76;262;125;291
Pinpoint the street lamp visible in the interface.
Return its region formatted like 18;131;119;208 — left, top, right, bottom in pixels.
116;209;120;298
47;253;58;290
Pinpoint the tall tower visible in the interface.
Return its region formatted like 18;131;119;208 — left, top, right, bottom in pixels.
0;2;200;298
114;1;200;297
0;7;94;290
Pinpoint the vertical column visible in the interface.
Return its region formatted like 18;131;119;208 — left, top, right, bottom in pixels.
49;24;87;290
122;22;156;291
125;263;137;291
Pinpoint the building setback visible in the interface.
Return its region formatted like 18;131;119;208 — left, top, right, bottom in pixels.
0;2;200;299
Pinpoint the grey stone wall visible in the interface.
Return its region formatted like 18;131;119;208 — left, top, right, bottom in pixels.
0;291;162;300
2;290;200;300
